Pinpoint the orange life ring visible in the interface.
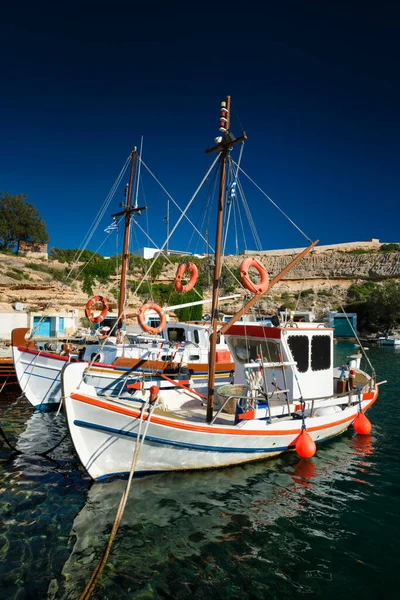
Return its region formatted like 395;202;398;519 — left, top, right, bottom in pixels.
240;258;269;294
174;262;198;294
85;295;109;324
137;302;167;335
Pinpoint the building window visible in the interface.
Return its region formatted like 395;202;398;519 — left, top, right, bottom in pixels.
311;335;331;371
287;335;309;373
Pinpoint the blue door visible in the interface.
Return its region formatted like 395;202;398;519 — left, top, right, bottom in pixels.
33;316;52;337
58;317;65;334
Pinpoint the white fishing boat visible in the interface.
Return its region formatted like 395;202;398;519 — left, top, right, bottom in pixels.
62;96;380;480
11;321;233;409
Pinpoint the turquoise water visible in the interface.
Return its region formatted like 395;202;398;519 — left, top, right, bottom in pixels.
0;342;399;599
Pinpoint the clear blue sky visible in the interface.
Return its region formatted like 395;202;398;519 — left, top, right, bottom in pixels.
1;1;399;256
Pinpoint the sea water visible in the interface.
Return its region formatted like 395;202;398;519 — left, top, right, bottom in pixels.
0;342;399;599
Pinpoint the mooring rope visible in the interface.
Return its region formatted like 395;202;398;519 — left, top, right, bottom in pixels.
79;395;158;600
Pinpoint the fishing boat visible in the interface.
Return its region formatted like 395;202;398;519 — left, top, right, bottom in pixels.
378;335;400;347
11;148;235;409
62;96;380;479
11;322;233;409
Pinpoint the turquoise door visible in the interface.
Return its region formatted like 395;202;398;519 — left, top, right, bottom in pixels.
33;316;52;337
58;317;65;334
333;317;353;337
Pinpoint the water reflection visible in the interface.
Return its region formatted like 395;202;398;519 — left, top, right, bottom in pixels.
56;430;379;599
1;341;398;600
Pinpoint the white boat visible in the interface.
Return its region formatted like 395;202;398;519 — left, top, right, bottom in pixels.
62;96;379;480
378;336;400;346
12;321;233;409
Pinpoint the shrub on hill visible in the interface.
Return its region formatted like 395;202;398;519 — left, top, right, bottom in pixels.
379;243;400;252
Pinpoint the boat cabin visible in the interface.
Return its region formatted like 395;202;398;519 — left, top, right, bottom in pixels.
82;321;230;365
225;322;334;400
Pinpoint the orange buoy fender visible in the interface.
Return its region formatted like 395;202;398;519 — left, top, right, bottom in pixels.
149;385;159;403
240;257;269;294
137;302;167;335
174;262;199;294
353;411;372;435
85;295;109;324
295;429;316;458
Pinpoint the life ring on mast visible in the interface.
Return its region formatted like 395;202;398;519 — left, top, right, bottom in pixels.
240;258;269;294
137;302;167;335
174;262;198;294
85;295;109;324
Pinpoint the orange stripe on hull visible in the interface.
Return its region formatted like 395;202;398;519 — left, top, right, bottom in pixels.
70;388;378;437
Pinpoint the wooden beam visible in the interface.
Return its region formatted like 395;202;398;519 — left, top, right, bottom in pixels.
205;133;247;155
219;239;319;335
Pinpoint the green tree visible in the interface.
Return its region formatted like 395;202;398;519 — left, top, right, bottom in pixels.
366;280;400;331
0;192;49;250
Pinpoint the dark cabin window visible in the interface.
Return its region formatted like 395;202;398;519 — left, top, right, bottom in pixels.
311;335;331;371
230;338;280;364
287;335;309;373
168;328;186;342
193;330;199;344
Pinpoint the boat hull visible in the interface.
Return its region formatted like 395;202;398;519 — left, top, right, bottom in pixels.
63;368;378;480
11;329;233;409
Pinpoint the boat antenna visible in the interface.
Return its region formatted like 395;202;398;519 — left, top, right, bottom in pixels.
205;96;247;422
111;147;147;330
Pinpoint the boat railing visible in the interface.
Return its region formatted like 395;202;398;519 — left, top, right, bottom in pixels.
244;361;296;369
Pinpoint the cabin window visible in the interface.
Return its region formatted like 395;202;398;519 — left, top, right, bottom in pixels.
168;328;186;342
311;335;331;371
287;335;309;373
230;338;280;364
147;318;160;330
193;329;200;344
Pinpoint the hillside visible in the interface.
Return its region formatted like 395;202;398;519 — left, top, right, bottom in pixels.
1;248;399;321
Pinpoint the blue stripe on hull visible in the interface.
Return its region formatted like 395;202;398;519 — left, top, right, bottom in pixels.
73;419;290;454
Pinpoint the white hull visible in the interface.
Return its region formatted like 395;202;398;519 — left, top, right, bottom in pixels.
379;338;400;346
63;363;378;480
12;345;202;409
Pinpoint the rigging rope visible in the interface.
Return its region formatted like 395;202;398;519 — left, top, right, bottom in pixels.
231;160;313;244
323;273;376;377
132;154;220;297
138;157;215;250
66;155;131;281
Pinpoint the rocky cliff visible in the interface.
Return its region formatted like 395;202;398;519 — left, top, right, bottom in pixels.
0;250;399;319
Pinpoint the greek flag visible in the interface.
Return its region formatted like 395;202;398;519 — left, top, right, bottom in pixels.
228;180;237;201
104;220;119;234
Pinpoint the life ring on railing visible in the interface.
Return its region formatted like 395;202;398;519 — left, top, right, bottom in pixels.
85;295;109;324
240;258;269;294
174;262;198;294
137;302;167;335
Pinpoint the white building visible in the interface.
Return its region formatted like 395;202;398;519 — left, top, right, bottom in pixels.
132;247;202;259
0;308;79;341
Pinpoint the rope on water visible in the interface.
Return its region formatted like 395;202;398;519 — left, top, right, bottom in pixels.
0;423;68;457
79;395;158;600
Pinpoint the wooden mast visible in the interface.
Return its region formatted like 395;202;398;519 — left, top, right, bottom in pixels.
111;148;147;329
206;97;247;422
